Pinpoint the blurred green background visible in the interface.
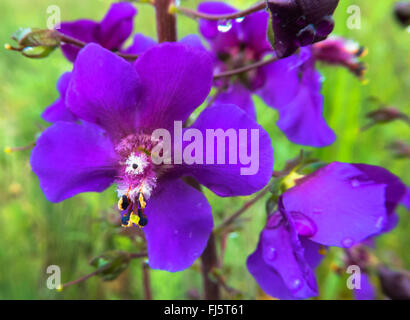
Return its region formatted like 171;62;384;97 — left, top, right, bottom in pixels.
0;0;409;299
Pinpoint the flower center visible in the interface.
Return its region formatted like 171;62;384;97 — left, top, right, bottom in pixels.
114;133;159;228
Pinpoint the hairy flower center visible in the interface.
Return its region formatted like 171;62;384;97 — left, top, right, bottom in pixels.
114;133;160;228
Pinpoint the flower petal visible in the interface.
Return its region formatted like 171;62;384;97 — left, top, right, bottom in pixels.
354;273;376;300
42;72;77;123
98;3;137;50
282;162;388;247
240;11;272;56
256;54;301;108
247;213;318;299
133;43;213;130
198;1;240;53
59;20;99;62
276;58;335;147
123;33;156;55
30;122;118;202
213;82;256;120
144;179;213;272
66;44;140;141
177;104;273;197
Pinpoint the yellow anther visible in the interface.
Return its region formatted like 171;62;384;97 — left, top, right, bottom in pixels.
130;212;140;226
318;245;328;255
56;284;63;292
4;44;12;50
282;171;305;190
4;147;12;154
138;192;146;209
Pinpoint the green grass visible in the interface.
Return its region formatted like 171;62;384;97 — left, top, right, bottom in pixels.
0;0;408;299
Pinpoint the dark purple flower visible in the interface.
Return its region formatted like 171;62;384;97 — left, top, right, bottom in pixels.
59;2;137;62
354;273;376;300
267;0;340;58
198;2;336;147
30;43;274;272
247;162;406;299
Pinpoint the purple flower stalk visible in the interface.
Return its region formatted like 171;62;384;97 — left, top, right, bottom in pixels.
247;162;406;299
30;43;274;272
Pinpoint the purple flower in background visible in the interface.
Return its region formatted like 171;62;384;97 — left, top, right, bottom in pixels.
267;0;340;58
198;2;336;147
58;2;137;62
30;43;274;272
247;162;406;299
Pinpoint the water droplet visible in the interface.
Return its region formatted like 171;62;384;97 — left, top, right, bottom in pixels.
350;179;360;188
289;278;302;292
292;212;317;237
341;237;354;248
376;216;385;229
217;20;232;32
266;247;277;261
235;17;245;23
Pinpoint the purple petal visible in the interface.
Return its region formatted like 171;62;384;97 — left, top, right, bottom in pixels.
257;54;301;108
198;1;239;53
66;44;140;141
240;11;272;56
179;34;206;50
247;213;318;299
144;179;213;272
176;103;273;197
123;33;156;55
351;164;406;216
98;2;137;50
59;20;99;62
281;162;388;247
402;187;410;210
276;58;335;147
213;82;256;120
134;43;213;130
354;273;376;300
30;122;117;202
42;72;77;123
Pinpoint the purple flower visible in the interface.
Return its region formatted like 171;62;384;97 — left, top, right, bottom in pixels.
312;36;367;80
247;162;406;299
59;2;137;62
266;0;340;58
30;43;274;272
197;2;336;147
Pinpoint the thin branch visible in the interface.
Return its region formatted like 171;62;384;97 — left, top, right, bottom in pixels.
213;56;278;80
177;1;266;21
59;251;147;290
216;187;269;232
142;261;153;300
57;32;139;61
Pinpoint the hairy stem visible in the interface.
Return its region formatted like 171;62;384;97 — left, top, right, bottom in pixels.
177;1;267;21
214;55;278;79
142;261;153;299
57;32;139;60
216;187;269;232
154;0;177;42
200;233;221;300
